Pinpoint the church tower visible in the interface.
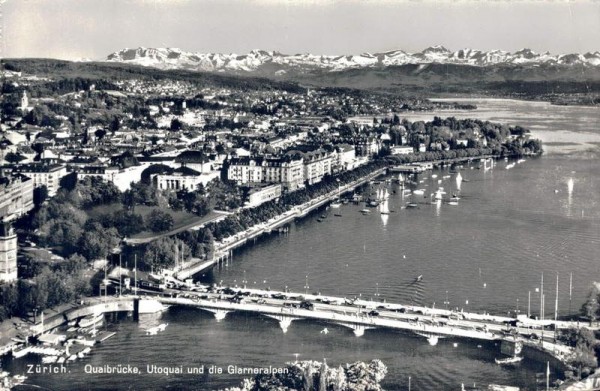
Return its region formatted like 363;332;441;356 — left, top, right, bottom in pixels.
0;219;18;282
20;91;29;112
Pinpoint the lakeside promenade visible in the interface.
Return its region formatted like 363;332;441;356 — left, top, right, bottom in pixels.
173;167;387;279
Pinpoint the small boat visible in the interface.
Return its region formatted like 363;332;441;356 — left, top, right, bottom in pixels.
12;346;31;358
12;375;27;384
415;275;423;282
517;159;526;164
334;213;342;217
447;201;459;206
317;219;323;222
79;314;104;328
42;355;58;364
330;201;341;208
380;211;389;215
366;199;380;207
427;336;439;346
413;189;425;196
360;209;371;214
495;356;523;365
320;328;329;335
406;203;418;208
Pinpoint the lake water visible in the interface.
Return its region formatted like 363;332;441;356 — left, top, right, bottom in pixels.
10;99;600;391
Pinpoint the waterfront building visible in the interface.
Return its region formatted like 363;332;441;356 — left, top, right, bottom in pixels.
0;219;17;282
227;155;304;191
227;157;264;185
334;144;356;172
302;149;333;185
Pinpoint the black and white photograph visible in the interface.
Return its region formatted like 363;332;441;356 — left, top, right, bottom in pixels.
0;0;599;390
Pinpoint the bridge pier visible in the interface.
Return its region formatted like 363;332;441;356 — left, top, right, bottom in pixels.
265;314;299;333
336;322;372;337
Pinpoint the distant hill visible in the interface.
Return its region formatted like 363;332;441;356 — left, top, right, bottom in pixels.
0;58;306;93
102;46;600;98
3;55;600;101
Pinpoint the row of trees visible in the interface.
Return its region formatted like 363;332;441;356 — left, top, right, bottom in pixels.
0;254;91;320
203;161;387;241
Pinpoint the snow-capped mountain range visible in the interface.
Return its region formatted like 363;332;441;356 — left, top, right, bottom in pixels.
106;46;600;73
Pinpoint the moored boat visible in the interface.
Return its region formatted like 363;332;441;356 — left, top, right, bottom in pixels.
78;314;104;328
495;356;523;365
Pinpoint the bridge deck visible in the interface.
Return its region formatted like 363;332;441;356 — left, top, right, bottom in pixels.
152;286;577;360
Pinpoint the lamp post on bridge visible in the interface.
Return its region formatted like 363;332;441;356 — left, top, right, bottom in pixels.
304;275;309;295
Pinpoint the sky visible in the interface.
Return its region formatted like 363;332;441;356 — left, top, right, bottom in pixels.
3;0;600;60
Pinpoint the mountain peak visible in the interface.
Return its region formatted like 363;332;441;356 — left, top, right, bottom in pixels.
422;45;451;54
105;46;600;73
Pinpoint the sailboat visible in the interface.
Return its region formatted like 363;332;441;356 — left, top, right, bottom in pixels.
434;188;446;201
380;194;390;215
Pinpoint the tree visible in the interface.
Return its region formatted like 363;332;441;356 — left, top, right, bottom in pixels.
141;238;186;271
33;185;49;207
571;347;598;379
94;128;107;141
4;152;26;164
170;118;185;131
582;285;600;326
146;209;174;233
78;223;119;261
113;211;145;237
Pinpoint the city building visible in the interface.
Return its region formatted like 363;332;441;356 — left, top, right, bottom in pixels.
227;155;304;190
245;184;282;208
0;220;17;282
9;163;68;197
0;174;34;219
302;150;333;185
151;166;219;191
